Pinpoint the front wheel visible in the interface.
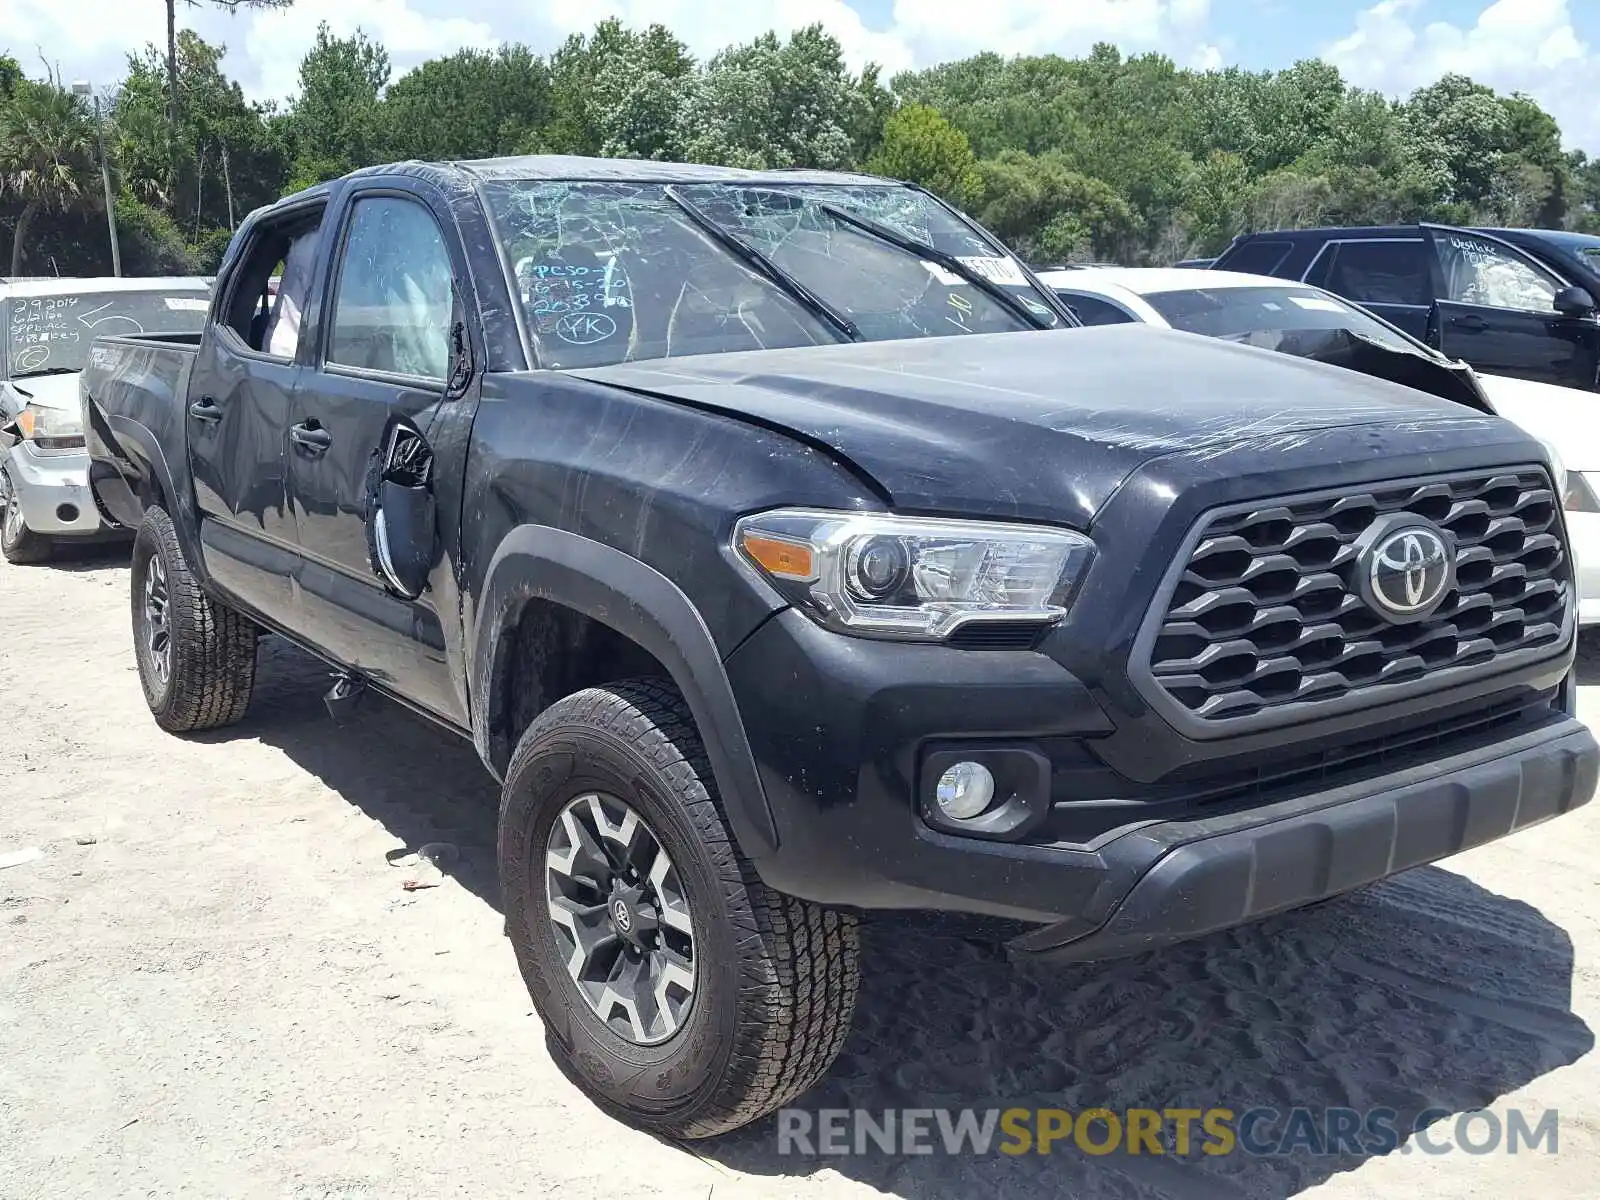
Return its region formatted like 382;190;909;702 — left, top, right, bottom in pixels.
499;679;861;1138
131;506;258;732
0;464;50;564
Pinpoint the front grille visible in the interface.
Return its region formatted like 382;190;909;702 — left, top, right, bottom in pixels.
1139;468;1569;726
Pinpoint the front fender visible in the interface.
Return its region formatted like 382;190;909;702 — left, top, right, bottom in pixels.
471;524;779;858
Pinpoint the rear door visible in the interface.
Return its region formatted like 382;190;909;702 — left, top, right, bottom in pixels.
284;184;470;724
1303;238;1434;339
1421;224;1600;390
187;201;325;619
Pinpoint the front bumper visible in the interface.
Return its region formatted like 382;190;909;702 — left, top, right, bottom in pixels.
727;609;1596;961
1009;716;1596;961
4;442;106;538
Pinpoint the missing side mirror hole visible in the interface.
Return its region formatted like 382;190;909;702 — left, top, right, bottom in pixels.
369;421;437;599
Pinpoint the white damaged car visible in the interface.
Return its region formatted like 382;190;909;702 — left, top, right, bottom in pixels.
1;276;210;563
1041;266;1600;627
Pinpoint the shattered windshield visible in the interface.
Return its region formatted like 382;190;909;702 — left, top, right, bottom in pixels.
480;180;1062;370
4;288;210;377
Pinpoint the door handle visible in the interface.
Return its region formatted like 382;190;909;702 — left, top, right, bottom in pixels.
1450;314;1490;332
289;421;333;454
188;397;222;423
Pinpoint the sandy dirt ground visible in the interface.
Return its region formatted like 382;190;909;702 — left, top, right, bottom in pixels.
3;546;1600;1200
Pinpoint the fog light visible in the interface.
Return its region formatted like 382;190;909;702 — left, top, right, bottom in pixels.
935;761;996;820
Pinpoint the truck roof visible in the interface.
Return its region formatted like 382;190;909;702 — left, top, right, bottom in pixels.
286;154;893;201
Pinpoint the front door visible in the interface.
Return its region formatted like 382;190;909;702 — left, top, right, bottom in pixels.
1421;224;1600;389
188;204;326;618
285;189;468;724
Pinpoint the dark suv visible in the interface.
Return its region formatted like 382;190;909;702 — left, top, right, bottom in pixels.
1214;225;1600;391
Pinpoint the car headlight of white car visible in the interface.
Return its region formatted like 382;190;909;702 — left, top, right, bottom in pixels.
1565;470;1600;515
13;402;86;452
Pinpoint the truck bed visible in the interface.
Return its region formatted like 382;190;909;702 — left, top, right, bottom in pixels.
82;332;204;531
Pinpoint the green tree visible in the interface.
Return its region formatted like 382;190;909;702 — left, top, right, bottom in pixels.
972;150;1137;263
676;25;886;170
0;77;98;275
162;2;293;182
286;22;390;188
114;32;287;239
866;104;980;207
382;45;551;161
540;20;694;157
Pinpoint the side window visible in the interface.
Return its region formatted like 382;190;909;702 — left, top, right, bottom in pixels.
221;209;324;356
327;196;454;380
1222;239;1293;277
1056;292;1137;327
1432;231;1560;312
1323;241;1431;307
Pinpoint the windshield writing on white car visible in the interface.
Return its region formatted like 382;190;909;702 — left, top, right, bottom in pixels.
5;290;210;377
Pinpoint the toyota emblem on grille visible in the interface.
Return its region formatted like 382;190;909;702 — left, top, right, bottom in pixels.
1358;518;1454;622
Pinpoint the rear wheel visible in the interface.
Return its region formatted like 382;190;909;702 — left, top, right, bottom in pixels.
499;679;860;1138
131;505;258;732
0;464;50;564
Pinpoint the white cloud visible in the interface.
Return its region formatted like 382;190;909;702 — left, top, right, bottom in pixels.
1324;0;1599;151
888;0;1209;64
5;0;1218;101
537;0;916;74
239;0;497;103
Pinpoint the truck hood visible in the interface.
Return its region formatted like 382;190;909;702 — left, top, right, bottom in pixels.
571;326;1482;526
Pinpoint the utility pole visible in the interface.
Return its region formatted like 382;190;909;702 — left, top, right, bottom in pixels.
73;81;122;277
221;141;236;229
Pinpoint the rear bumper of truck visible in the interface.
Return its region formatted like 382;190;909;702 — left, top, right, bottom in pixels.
1007;715;1597;962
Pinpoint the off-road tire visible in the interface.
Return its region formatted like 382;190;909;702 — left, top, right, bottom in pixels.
499;678;861;1138
131;505;258;733
0;465;50;564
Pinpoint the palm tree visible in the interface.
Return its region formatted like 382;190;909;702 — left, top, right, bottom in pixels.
0;80;97;276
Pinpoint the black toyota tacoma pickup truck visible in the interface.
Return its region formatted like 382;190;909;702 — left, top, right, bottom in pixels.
82;157;1598;1138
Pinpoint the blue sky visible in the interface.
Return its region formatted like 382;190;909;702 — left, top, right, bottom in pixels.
7;0;1599;150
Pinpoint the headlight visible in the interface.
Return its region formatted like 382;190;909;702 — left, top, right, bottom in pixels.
1536;437;1567;499
14;403;84;451
1565;471;1600;514
734;508;1095;639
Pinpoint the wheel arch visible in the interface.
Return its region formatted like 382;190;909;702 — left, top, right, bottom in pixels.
472;524;779;859
89;412;207;575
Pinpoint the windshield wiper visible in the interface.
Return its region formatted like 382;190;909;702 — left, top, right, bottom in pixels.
815;203;1063;332
661;185;861;344
10;366;78;380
